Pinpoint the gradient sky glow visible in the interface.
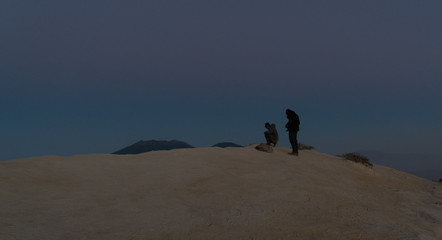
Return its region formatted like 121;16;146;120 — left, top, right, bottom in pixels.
1;1;442;163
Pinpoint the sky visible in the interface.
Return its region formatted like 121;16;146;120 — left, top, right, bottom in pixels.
1;0;442;164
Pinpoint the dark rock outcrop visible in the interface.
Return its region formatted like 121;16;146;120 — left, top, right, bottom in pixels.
255;143;273;153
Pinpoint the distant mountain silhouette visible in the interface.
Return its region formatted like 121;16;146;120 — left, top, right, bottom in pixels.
212;142;243;148
113;140;194;155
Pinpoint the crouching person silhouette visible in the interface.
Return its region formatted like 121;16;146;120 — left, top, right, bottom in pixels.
264;122;279;147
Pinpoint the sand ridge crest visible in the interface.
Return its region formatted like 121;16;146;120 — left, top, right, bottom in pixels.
1;146;441;240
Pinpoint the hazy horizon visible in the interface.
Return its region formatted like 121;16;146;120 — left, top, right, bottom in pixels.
1;1;441;168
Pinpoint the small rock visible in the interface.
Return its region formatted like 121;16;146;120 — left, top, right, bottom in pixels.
255;144;273;153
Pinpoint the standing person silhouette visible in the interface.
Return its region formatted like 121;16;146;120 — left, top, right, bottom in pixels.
285;109;300;156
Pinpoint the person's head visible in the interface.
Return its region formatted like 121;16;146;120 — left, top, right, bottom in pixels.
286;109;298;119
265;122;270;129
286;109;294;117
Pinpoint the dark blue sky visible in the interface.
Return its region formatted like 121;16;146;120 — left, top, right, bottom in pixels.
1;1;442;163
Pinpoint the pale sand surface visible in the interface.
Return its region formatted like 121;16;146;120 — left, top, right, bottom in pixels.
1;146;441;240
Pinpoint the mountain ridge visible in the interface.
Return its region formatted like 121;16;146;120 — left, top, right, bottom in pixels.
113;139;194;154
212;142;243;148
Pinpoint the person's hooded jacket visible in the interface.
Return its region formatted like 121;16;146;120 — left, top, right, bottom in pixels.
285;110;300;132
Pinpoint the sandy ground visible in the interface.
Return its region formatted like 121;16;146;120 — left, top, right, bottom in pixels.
1;146;441;240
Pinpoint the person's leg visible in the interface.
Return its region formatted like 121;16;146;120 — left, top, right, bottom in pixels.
265;132;271;145
269;135;278;147
293;131;298;153
288;131;294;151
289;131;298;155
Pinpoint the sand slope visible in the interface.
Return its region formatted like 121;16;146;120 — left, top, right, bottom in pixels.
1;146;441;240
